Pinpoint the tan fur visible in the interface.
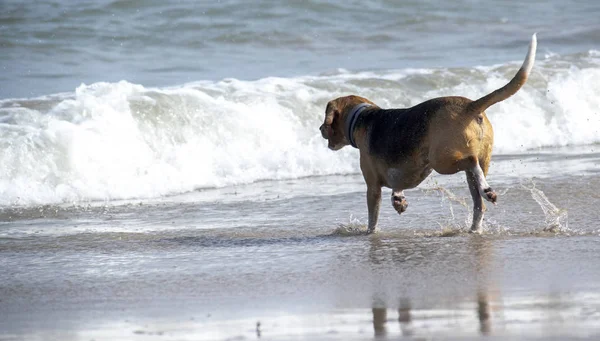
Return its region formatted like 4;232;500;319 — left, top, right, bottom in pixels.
319;34;537;233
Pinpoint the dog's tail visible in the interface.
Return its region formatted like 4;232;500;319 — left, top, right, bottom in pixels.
468;33;537;114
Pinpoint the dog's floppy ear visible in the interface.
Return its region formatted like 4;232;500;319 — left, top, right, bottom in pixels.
324;101;336;125
325;109;340;139
325;109;336;125
325;101;341;126
321;101;338;139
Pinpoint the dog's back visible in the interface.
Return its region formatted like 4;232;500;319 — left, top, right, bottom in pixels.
358;97;474;163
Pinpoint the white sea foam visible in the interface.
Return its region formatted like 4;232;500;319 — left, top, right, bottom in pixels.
1;57;599;205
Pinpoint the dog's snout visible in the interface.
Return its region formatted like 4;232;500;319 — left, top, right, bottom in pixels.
320;124;328;139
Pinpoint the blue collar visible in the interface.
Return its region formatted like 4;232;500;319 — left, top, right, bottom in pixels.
344;103;372;148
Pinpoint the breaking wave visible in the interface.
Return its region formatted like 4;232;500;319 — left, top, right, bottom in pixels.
1;52;599;205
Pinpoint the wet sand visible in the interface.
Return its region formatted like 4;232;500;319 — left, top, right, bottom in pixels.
1;147;600;340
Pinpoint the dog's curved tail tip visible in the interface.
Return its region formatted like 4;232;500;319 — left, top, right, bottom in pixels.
522;33;537;76
469;33;537;114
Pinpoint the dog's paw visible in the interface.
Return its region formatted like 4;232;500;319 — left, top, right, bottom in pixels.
483;188;497;204
469;226;483;234
392;195;409;214
366;228;379;235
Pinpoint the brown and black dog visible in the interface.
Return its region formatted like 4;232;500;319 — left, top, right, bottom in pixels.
320;34;537;234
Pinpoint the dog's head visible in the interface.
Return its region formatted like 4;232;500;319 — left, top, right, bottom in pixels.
319;95;376;150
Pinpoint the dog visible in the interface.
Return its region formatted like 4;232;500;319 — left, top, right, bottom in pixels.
320;34;537;234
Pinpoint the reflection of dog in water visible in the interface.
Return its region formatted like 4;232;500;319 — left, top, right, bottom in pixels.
320;34;537;234
371;296;490;337
372;300;413;337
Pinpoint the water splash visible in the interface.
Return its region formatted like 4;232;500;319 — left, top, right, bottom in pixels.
423;185;470;232
422;183;516;235
521;181;568;232
331;215;369;236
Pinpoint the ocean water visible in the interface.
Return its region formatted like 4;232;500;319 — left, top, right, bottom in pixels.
1;1;600;340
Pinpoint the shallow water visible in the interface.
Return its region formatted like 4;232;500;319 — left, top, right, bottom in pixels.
2;147;600;340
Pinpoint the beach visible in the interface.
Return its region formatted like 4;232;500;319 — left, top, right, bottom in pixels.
1;1;600;340
2;148;600;340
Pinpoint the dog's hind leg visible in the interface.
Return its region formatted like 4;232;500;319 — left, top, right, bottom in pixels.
391;190;408;215
456;156;497;204
366;185;382;234
456;156;496;233
466;170;485;233
470;162;497;204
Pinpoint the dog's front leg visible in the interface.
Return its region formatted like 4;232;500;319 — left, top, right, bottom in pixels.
366;185;382;234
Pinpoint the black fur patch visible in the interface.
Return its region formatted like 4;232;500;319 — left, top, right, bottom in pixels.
355;98;446;163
